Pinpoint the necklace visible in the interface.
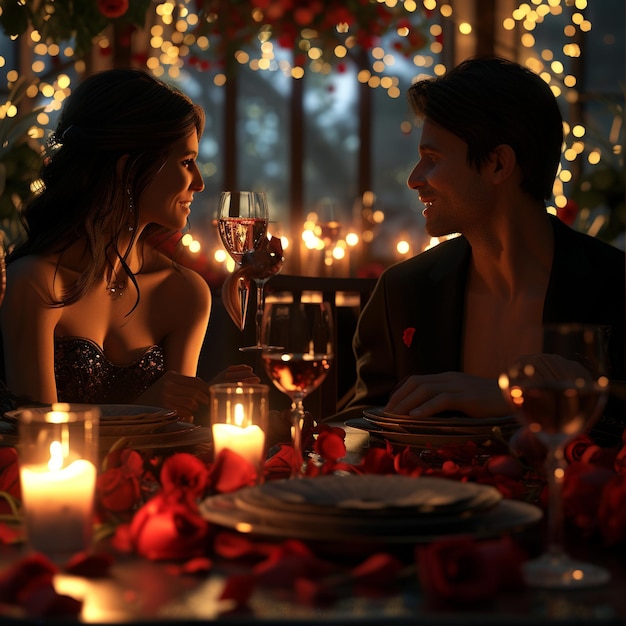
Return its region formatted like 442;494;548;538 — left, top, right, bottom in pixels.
105;265;126;298
105;279;126;298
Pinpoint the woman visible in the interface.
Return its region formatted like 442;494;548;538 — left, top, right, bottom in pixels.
0;68;257;420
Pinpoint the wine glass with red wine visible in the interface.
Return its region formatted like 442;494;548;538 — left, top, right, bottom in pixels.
261;301;334;477
499;323;611;589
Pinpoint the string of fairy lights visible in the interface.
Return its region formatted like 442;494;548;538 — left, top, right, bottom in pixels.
0;0;620;275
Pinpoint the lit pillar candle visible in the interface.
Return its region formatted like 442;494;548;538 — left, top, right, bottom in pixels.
18;403;100;557
210;384;269;480
21;444;96;555
212;402;265;466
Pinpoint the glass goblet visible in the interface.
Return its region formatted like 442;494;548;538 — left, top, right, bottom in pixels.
499;323;611;589
261;300;334;477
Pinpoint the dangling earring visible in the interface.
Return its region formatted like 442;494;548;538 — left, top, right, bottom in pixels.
127;187;135;232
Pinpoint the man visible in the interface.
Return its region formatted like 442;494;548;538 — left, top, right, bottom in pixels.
350;56;625;442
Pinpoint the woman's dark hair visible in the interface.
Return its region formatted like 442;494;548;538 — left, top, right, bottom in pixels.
9;68;205;305
407;56;563;202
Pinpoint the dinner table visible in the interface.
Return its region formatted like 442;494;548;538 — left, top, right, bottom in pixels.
0;413;626;625
1;534;626;625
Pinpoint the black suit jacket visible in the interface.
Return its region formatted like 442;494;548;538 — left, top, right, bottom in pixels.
350;216;625;440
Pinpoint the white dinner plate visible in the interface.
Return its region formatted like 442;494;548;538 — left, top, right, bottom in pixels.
200;486;541;544
235;474;502;520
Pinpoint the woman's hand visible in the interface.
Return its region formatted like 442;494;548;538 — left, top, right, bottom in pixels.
134;371;211;422
208;364;260;386
385;371;512;419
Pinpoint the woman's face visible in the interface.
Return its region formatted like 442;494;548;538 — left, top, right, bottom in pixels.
138;131;204;231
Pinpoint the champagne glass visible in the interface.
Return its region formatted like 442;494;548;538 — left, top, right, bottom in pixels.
498;323;611;589
217;191;269;351
262;301;334;477
241;235;284;350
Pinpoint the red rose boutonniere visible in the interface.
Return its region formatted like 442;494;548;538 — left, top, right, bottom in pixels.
402;327;416;348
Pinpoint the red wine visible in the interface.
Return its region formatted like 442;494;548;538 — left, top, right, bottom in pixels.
508;380;607;437
218;217;268;263
262;353;333;397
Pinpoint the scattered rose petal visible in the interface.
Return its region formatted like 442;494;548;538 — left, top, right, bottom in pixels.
220;573;256;606
0;553;58;603
64;551;114;577
350;552;404;588
208;449;258;493
167;556;213;576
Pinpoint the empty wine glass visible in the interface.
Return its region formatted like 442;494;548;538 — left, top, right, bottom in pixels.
499;323;611;589
262;301;334;477
241;235;284;350
217;191;269;351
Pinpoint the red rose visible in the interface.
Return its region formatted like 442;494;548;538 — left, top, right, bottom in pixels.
128;492;209;561
358;445;396;475
96;449;144;513
96;467;142;513
563;461;615;532
614;445;626;473
393;447;429;476
313;429;346;462
402;327;416;348
598;473;626;545
563;434;608;465
97;0;129;19
0;447;21;511
508;426;547;468
484;454;524;480
416;535;525;605
208;448;258;493
160;453;208;499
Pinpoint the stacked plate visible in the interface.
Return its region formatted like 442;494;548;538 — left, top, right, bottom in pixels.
95;404;212;451
200;474;542;544
344;407;520;449
4;404;213;452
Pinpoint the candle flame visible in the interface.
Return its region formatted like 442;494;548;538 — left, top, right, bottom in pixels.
234;403;245;427
48;441;64;471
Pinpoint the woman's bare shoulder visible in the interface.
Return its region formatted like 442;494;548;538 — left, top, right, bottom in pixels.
6;255;62;293
146;249;211;305
2;255;66;321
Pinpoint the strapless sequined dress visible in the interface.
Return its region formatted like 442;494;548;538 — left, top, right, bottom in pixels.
54;336;165;404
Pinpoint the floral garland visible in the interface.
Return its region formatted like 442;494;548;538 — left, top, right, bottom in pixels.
0;0;152;59
0;421;625;618
191;0;431;71
0;0;431;73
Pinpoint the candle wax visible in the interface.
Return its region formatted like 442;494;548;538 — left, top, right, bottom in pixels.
20;458;96;556
212;423;265;466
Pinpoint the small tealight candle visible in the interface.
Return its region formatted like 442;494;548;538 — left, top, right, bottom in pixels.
210;384;269;478
18;403;100;557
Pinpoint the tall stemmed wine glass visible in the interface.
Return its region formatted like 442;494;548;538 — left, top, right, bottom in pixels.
499;323;611;589
262;301;334;477
218;191;269;351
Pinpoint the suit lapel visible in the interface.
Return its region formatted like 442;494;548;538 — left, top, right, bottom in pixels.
543;217;594;322
413;237;470;373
